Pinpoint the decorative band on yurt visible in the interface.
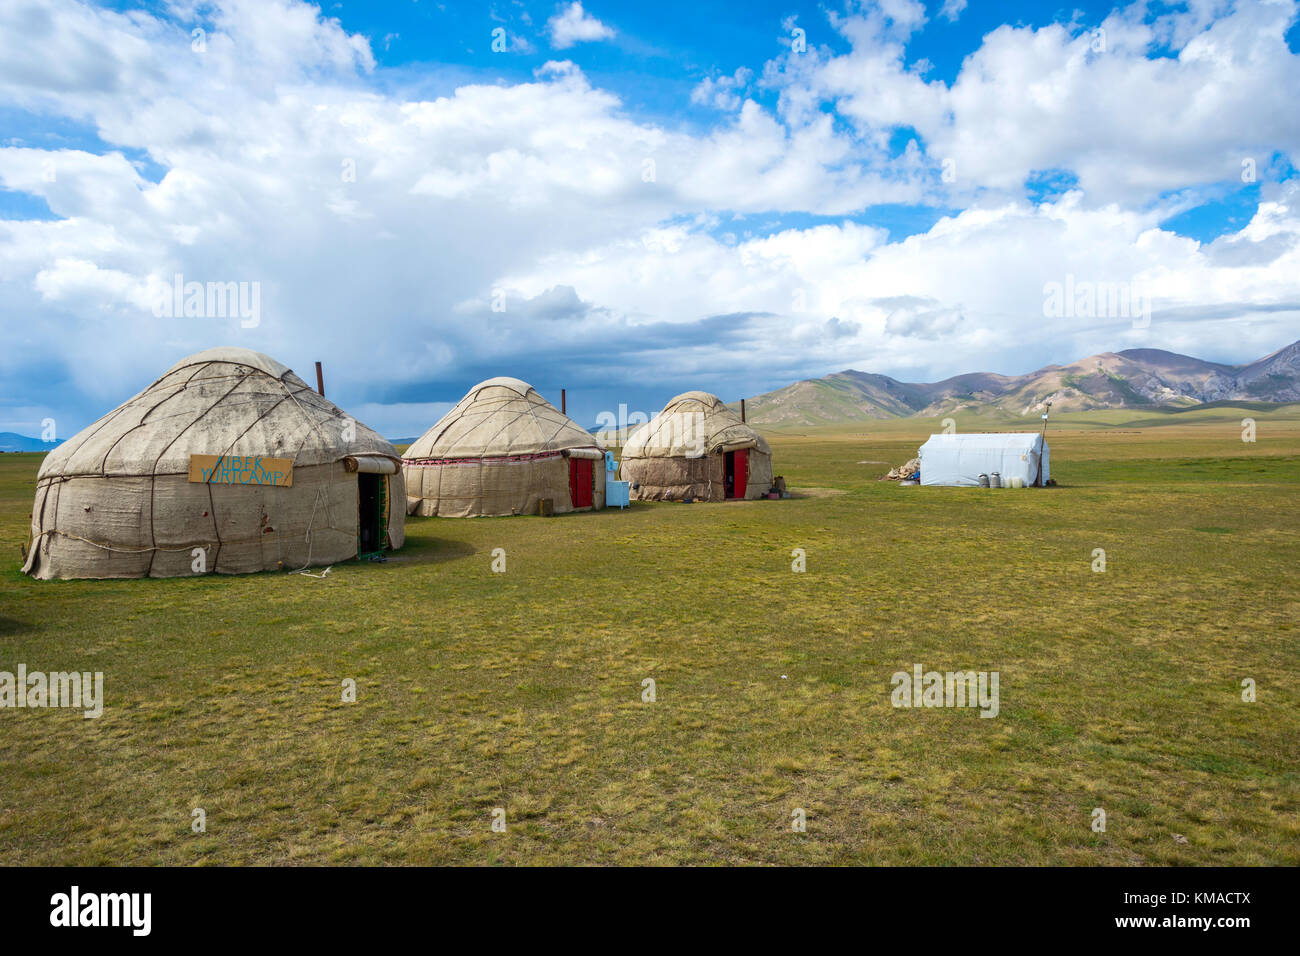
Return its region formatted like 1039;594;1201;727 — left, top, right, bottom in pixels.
403;451;565;467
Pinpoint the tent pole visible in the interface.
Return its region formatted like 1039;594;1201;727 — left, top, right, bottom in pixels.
1036;400;1051;485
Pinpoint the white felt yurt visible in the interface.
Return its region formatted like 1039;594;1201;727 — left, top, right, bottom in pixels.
23;347;404;579
620;391;774;501
402;377;605;517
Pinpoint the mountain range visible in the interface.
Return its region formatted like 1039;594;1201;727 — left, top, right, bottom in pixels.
735;340;1300;426
6;342;1299;447
0;432;61;453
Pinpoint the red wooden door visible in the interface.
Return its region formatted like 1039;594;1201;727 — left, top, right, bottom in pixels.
733;448;747;499
569;458;593;509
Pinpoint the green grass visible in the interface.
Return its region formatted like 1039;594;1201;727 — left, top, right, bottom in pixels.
0;406;1297;865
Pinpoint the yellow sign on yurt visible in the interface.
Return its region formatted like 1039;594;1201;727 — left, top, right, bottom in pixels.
188;454;293;487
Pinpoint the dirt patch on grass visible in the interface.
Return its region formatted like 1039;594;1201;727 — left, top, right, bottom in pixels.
788;487;848;498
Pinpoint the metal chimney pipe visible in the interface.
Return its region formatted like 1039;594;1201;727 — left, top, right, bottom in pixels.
741;398;747;422
315;362;325;397
561;388;566;415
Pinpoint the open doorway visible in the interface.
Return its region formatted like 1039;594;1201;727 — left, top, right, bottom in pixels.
724;449;748;499
358;473;383;557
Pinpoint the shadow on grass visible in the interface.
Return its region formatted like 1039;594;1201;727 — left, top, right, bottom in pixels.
385;536;477;565
0;615;33;635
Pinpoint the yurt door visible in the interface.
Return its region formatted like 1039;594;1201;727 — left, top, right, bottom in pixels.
569;457;593;509
725;449;748;499
357;473;383;556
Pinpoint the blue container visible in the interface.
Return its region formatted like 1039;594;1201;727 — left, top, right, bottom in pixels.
606;479;630;509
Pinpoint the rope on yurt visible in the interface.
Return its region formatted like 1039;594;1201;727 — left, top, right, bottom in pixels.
41;362;210;481
48;361;249;569
35;531;232;554
95;361;214;476
206;480;221;571
142;363;257;574
280;369;345;573
201;386;299;572
45;475;62;560
283;488;324;574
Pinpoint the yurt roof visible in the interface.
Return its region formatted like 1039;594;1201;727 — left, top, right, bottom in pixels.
38;348;397;479
623;391;771;459
403;378;599;460
162;346;293;380
471;376;534;395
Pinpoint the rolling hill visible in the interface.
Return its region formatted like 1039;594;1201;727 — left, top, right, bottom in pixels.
0;432;60;453
736;340;1300;426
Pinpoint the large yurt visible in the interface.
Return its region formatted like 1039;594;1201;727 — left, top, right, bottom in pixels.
23;347;404;580
402;377;606;517
621;391;774;501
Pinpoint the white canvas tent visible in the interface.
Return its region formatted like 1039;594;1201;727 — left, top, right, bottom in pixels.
918;433;1050;487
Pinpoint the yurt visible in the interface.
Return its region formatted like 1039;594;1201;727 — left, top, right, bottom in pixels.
402;377;605;517
621;391;774;501
23;347;404;580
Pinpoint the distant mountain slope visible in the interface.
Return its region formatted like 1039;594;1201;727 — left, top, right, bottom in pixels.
0;432;60;453
737;340;1300;425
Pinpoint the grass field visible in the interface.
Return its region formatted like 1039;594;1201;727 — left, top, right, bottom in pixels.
1;405;1297;865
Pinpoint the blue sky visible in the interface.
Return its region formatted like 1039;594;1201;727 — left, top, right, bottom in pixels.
2;0;1299;438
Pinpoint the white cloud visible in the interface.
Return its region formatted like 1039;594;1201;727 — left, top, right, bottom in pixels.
771;0;1300;205
547;3;615;50
0;0;1296;437
691;67;753;111
494;180;1300;385
939;0;967;23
